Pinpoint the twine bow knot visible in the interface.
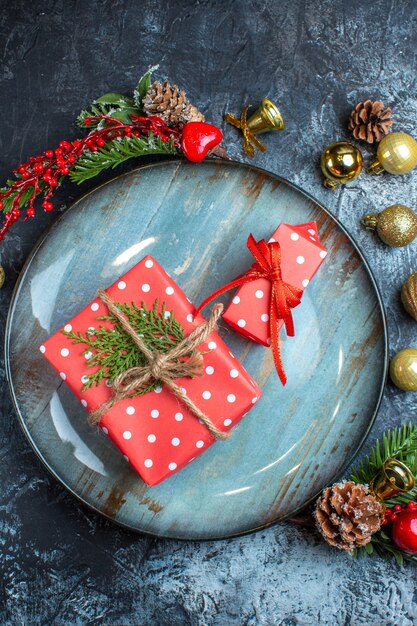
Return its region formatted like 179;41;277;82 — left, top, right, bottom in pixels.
196;235;303;385
90;289;228;440
224;106;266;157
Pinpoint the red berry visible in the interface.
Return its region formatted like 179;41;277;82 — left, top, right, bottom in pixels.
124;128;132;136
90;144;98;152
385;508;392;517
390;514;398;523
392;510;417;554
45;150;54;158
18;165;26;174
26;207;35;218
60;167;69;175
12;208;20;217
0;201;3;210
133;130;141;137
59;141;71;151
382;518;389;526
394;504;403;512
84;118;92;126
54;148;63;157
407;501;417;510
49;178;58;187
67;155;76;164
96;137;105;147
42;201;53;212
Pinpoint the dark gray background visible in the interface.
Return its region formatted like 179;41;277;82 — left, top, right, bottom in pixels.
1;1;417;624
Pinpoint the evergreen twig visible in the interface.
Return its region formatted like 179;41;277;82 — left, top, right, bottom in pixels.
69;133;179;184
63;299;185;395
348;422;417;565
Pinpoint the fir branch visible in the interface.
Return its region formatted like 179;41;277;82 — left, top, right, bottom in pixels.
347;422;417;565
63;299;185;394
69;133;179;184
350;422;417;485
354;532;417;566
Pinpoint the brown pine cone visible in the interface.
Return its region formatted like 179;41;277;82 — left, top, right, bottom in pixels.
314;481;384;551
142;80;205;126
348;99;393;144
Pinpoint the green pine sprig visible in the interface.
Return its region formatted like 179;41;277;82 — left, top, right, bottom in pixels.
69;133;179;184
348;422;417;565
63;299;185;395
351;422;417;495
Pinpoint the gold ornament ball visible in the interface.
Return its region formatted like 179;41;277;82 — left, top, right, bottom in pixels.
390;348;417;391
361;204;417;247
367;132;417;175
320;141;363;189
402;272;417;321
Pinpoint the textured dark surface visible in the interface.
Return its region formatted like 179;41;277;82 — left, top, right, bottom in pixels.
1;1;417;624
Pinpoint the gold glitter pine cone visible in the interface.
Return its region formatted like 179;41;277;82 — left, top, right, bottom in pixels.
142;80;205;126
314;481;384;551
402;272;417;321
348;99;393;144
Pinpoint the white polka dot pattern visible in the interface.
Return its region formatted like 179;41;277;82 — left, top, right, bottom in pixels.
222;222;327;347
39;254;263;486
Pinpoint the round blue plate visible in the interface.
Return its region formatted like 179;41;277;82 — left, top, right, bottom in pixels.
5;160;388;539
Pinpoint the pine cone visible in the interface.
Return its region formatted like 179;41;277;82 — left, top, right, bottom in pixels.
314;481;384;551
142;80;205;126
348;100;393;144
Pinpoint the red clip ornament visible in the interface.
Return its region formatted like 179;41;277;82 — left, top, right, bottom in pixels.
181;122;223;162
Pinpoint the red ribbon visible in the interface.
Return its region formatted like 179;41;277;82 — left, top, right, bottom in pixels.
195;234;303;385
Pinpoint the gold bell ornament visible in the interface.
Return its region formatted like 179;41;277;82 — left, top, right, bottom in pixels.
320;141;363;189
224;98;284;157
390;348;417;391
362;204;417;247
367;132;417;175
370;458;415;500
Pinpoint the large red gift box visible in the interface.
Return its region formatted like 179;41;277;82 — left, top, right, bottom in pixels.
41;256;262;486
222;222;327;345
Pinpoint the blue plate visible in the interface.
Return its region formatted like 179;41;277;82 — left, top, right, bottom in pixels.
5;160;388;539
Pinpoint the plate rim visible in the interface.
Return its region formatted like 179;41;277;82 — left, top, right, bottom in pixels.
5;158;389;540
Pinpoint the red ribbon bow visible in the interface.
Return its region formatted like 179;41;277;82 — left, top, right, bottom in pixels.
196;234;303;385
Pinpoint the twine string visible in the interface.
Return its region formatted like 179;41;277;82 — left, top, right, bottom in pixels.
89;289;228;440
